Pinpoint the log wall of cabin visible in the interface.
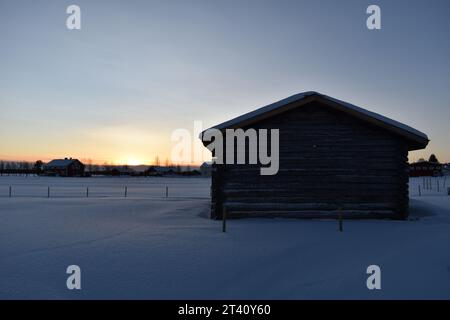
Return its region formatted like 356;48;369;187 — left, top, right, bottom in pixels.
211;102;409;220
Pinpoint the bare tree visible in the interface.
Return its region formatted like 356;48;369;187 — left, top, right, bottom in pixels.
34;160;44;173
87;159;93;172
429;154;439;163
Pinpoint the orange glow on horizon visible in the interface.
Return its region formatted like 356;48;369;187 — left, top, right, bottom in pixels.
0;153;206;167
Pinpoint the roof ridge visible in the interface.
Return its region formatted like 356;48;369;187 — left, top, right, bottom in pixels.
201;91;428;145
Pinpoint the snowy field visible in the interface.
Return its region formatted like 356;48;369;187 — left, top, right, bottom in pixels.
0;176;449;299
0;175;210;199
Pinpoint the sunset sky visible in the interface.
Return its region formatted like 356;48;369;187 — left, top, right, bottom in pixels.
1;0;449;165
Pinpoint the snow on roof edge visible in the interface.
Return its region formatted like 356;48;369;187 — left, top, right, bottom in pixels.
201;91;429;142
45;159;78;168
204;91;316;133
321;94;428;141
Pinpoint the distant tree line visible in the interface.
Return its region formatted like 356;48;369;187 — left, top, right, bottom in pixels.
0;153;444;177
0;160;43;175
417;154;441;164
0;160;201;177
87;164;201;177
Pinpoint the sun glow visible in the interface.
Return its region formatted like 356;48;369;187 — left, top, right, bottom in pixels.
115;158;145;166
126;159;143;166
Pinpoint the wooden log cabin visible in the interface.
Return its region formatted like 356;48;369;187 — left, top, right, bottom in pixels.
200;91;429;220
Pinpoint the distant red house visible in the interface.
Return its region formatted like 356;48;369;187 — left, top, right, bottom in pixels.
44;158;85;177
409;161;442;177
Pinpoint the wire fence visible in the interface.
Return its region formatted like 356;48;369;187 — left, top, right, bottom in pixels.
0;177;211;199
1;176;447;199
409;176;449;197
0;184;211;199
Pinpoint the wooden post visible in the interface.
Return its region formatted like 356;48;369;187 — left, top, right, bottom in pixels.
47;186;50;198
418;185;421;196
422;177;425;189
124;186;127;198
338;208;343;232
437;179;440;193
222;206;227;233
86;187;89;198
165;185;168;198
9;186;12;198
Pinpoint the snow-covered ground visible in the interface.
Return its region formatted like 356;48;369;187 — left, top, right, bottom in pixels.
0;176;449;299
0;175;210;199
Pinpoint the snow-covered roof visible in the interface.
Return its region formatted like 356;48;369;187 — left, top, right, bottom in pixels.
45;159;79;168
201;91;429;149
200;161;213;168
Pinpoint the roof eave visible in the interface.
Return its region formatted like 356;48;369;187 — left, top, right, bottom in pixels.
200;92;429;150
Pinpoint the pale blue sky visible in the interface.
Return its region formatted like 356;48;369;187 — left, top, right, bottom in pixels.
0;0;449;164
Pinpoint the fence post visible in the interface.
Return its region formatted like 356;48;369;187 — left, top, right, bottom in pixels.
86;187;89;198
338;208;343;232
124;186;128;198
47;186;50;198
222;206;227;233
165;185;168;198
418;185;421;196
9;186;12;198
437;179;440;192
